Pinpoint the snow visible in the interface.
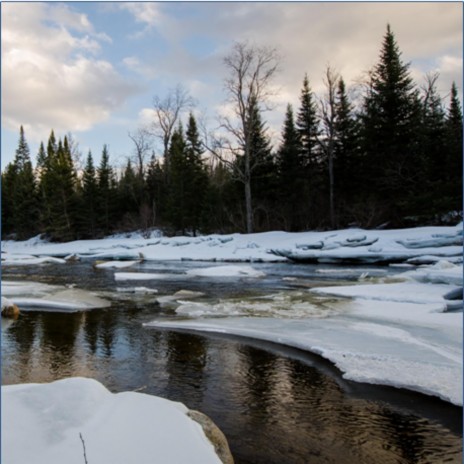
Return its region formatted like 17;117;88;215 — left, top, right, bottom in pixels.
3;223;461;265
2;377;223;464
1;282;110;312
186;265;266;277
94;260;139;269
2;224;462;404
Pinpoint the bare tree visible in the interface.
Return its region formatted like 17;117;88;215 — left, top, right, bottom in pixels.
317;65;340;229
151;84;195;163
128;127;153;179
208;41;279;234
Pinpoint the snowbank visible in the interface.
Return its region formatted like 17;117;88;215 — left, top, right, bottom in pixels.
1;282;110;312
2;377;228;464
2;223;462;264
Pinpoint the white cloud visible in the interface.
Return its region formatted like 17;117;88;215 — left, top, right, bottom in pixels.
120;3;162;27
1;3;140;143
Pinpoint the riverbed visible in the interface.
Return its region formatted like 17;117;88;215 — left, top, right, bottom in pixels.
2;260;462;464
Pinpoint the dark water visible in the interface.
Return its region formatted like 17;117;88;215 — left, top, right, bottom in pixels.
2;261;462;464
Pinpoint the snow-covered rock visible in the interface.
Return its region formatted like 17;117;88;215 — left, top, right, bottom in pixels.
2;377;230;464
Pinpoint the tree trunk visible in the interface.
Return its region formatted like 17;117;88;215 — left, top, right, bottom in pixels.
244;179;253;234
328;150;335;229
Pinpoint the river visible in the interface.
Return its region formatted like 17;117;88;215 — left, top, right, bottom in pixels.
2;260;462;464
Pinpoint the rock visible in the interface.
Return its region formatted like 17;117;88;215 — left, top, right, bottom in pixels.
187;409;234;464
1;297;20;318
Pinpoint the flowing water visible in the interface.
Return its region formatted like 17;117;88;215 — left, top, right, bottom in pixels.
2;261;462;464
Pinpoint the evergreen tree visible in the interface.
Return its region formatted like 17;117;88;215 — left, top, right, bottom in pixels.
47;137;78;241
1;163;17;237
4;127;39;239
333;78;362;222
236;98;277;230
296;74;320;167
296;74;322;228
97;145;117;235
185;113;209;234
167;124;189;233
118;159;140;230
277;104;305;231
79;151;99;238
145;153;167;228
37;131;58;234
361;24;422;223
443;82;463;212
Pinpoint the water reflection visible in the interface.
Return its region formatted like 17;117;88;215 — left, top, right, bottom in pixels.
1;262;462;464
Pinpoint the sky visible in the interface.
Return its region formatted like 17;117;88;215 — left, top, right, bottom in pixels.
2;1;462;170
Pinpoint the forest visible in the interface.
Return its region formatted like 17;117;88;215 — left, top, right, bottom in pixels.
2;26;462;242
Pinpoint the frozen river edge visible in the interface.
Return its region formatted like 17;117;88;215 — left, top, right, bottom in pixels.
2;224;463;407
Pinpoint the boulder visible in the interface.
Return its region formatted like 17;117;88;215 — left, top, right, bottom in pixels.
187;409;234;464
1;297;20;318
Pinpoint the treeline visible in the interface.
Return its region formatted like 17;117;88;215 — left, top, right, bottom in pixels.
2;26;462;241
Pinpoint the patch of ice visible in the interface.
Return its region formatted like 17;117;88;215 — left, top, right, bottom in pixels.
186;265;265;278
114;272;186;281
95;260;139;269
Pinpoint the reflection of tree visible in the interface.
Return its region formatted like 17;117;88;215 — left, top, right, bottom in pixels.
165;332;208;403
3;313;38;383
39;312;83;375
238;345;278;420
83;309;118;357
380;409;426;463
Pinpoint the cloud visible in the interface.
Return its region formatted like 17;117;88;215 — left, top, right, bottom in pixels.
2;3;140;143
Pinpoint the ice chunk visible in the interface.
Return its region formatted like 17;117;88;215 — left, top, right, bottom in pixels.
186;265;265;277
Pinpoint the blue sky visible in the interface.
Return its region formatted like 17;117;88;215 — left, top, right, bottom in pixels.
2;2;462;169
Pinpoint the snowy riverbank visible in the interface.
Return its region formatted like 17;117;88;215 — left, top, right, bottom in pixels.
2;223;463;264
2;224;462;406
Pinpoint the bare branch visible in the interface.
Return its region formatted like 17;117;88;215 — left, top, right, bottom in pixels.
150;84;196;158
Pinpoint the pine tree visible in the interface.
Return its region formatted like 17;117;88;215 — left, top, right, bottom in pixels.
97;145;117;235
362;24;422;223
333;78;361;221
37;131;58;234
277;104;305;231
118;159;140;230
296;74;322;228
145;153;167;227
47;137;78;241
79;151;99;237
4;127;39;239
167;124;189;233
241;98;276;230
443;82;463;212
296;74;320;167
185;113;209;234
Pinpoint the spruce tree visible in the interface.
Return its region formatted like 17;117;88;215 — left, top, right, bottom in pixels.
333;78;361;221
167;124;189;233
296;74;320;167
6;127;39;239
296;74;322;228
97;145;117;235
79;151;99;237
277;104;305;231
185;113;209;234
444;82;463;213
244;98;276;230
362;24;422;223
47;137;78;241
145;153;167;227
118;159;140;230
